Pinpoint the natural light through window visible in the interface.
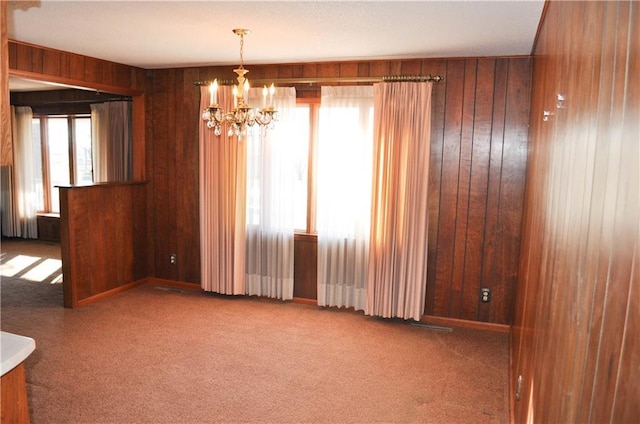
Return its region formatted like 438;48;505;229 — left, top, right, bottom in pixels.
0;255;40;277
292;106;310;231
22;258;62;282
0;254;63;284
31;115;93;213
74;118;93;185
47;118;71;213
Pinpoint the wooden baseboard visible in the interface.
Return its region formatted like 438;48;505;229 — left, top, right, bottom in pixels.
420;315;511;333
74;279;146;308
74;278;511;335
292;297;317;306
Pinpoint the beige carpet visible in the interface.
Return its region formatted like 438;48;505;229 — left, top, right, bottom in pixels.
1;239;509;423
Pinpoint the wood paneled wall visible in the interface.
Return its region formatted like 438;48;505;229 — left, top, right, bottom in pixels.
59;183;149;308
1;2;11;166
512;1;639;422
8;41;144;94
148;57;531;325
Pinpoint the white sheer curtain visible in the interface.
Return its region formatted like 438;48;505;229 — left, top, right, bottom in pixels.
366;82;432;321
90;101;132;182
316;86;374;310
199;85;247;295
9;106;38;238
244;87;297;300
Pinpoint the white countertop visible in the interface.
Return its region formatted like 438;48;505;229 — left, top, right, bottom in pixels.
1;331;36;376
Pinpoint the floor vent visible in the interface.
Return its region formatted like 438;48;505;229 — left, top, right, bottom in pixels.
410;322;453;332
154;286;184;294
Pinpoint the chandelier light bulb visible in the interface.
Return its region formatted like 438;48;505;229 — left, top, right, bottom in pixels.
269;83;275;107
209;79;218;105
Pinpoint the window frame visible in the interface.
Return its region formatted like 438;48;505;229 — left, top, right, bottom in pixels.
295;97;320;235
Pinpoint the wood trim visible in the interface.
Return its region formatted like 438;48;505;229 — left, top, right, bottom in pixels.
39;117;52;211
420;315;511;333
292;297;317;306
307;102;319;233
531;0;550;55
75;280;146;308
9;69;142;97
293;232;317;242
102;276;510;335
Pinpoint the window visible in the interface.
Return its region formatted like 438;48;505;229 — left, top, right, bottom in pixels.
32;115;93;213
294;94;373;236
292;99;319;234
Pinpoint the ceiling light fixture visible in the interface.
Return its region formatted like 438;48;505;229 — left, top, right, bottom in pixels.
202;29;277;139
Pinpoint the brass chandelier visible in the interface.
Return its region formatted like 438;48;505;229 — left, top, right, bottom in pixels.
202;29;277;139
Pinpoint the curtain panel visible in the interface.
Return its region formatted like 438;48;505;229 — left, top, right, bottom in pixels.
316;86;374;311
0;166;19;237
90;101;133;182
365;82;433;321
199;86;247;294
7;106;38;238
244;87;297;300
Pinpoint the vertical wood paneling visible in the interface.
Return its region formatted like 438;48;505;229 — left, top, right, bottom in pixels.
42;48;60;76
30;46;42;74
151;70;174;279
0;1;11;166
462;58;494;320
9;40;144;92
479;58;508;322
424;59;448;316
495;58;530;324
179;68;202;283
432;59;465;317
450;59;477;317
512;1;639;422
293;235;318;300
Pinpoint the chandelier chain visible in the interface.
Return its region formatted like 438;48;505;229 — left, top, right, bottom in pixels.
238;33;244;69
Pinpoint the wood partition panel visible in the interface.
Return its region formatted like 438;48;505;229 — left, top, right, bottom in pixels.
59;183;149;308
148;56;531;325
512;1;639;422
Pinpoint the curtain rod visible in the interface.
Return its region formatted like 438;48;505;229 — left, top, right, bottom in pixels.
14;97;132;106
193;74;444;87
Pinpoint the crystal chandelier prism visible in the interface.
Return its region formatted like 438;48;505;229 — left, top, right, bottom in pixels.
202;29;277;139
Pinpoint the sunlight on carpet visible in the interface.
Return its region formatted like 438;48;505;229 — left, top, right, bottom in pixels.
0;253;62;284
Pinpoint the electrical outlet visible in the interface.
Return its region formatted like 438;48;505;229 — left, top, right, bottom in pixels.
480;288;491;302
170;254;177;265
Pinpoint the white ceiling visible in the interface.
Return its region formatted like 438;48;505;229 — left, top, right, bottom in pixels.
7;0;545;71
